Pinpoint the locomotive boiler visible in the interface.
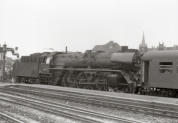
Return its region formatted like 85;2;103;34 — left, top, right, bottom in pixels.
49;50;140;92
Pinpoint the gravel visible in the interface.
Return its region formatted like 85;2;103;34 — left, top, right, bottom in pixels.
39;96;178;123
0;100;80;123
5;91;176;123
1;83;178;123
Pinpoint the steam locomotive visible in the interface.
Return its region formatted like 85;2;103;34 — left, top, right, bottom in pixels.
13;44;178;97
13;48;141;93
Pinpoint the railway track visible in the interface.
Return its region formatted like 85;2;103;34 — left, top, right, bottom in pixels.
0;112;24;123
5;85;178;119
0;95;100;123
0;91;138;123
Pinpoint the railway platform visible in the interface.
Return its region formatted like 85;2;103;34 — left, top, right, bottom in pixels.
8;83;178;106
0;82;15;86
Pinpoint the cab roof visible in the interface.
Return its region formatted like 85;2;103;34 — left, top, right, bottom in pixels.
142;50;178;60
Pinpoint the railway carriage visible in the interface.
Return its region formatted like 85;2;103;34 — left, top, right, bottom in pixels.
141;50;178;97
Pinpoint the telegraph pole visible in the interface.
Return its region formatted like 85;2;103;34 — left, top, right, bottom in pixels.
0;43;19;81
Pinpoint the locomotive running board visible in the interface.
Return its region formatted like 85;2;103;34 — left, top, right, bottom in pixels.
49;68;122;73
49;68;135;84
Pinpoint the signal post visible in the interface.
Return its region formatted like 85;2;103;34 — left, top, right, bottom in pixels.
0;43;19;81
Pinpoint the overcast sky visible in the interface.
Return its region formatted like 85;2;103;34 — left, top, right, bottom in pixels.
0;0;178;56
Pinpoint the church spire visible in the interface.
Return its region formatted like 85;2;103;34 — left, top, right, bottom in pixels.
139;32;147;53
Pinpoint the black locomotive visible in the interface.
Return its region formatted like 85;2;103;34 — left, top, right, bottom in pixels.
13;48;140;93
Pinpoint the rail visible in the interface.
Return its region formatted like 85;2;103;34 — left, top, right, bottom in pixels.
7;85;178;119
0;91;138;123
0;112;24;123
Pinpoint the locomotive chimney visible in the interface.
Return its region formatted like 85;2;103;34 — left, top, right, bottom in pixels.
65;46;68;54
